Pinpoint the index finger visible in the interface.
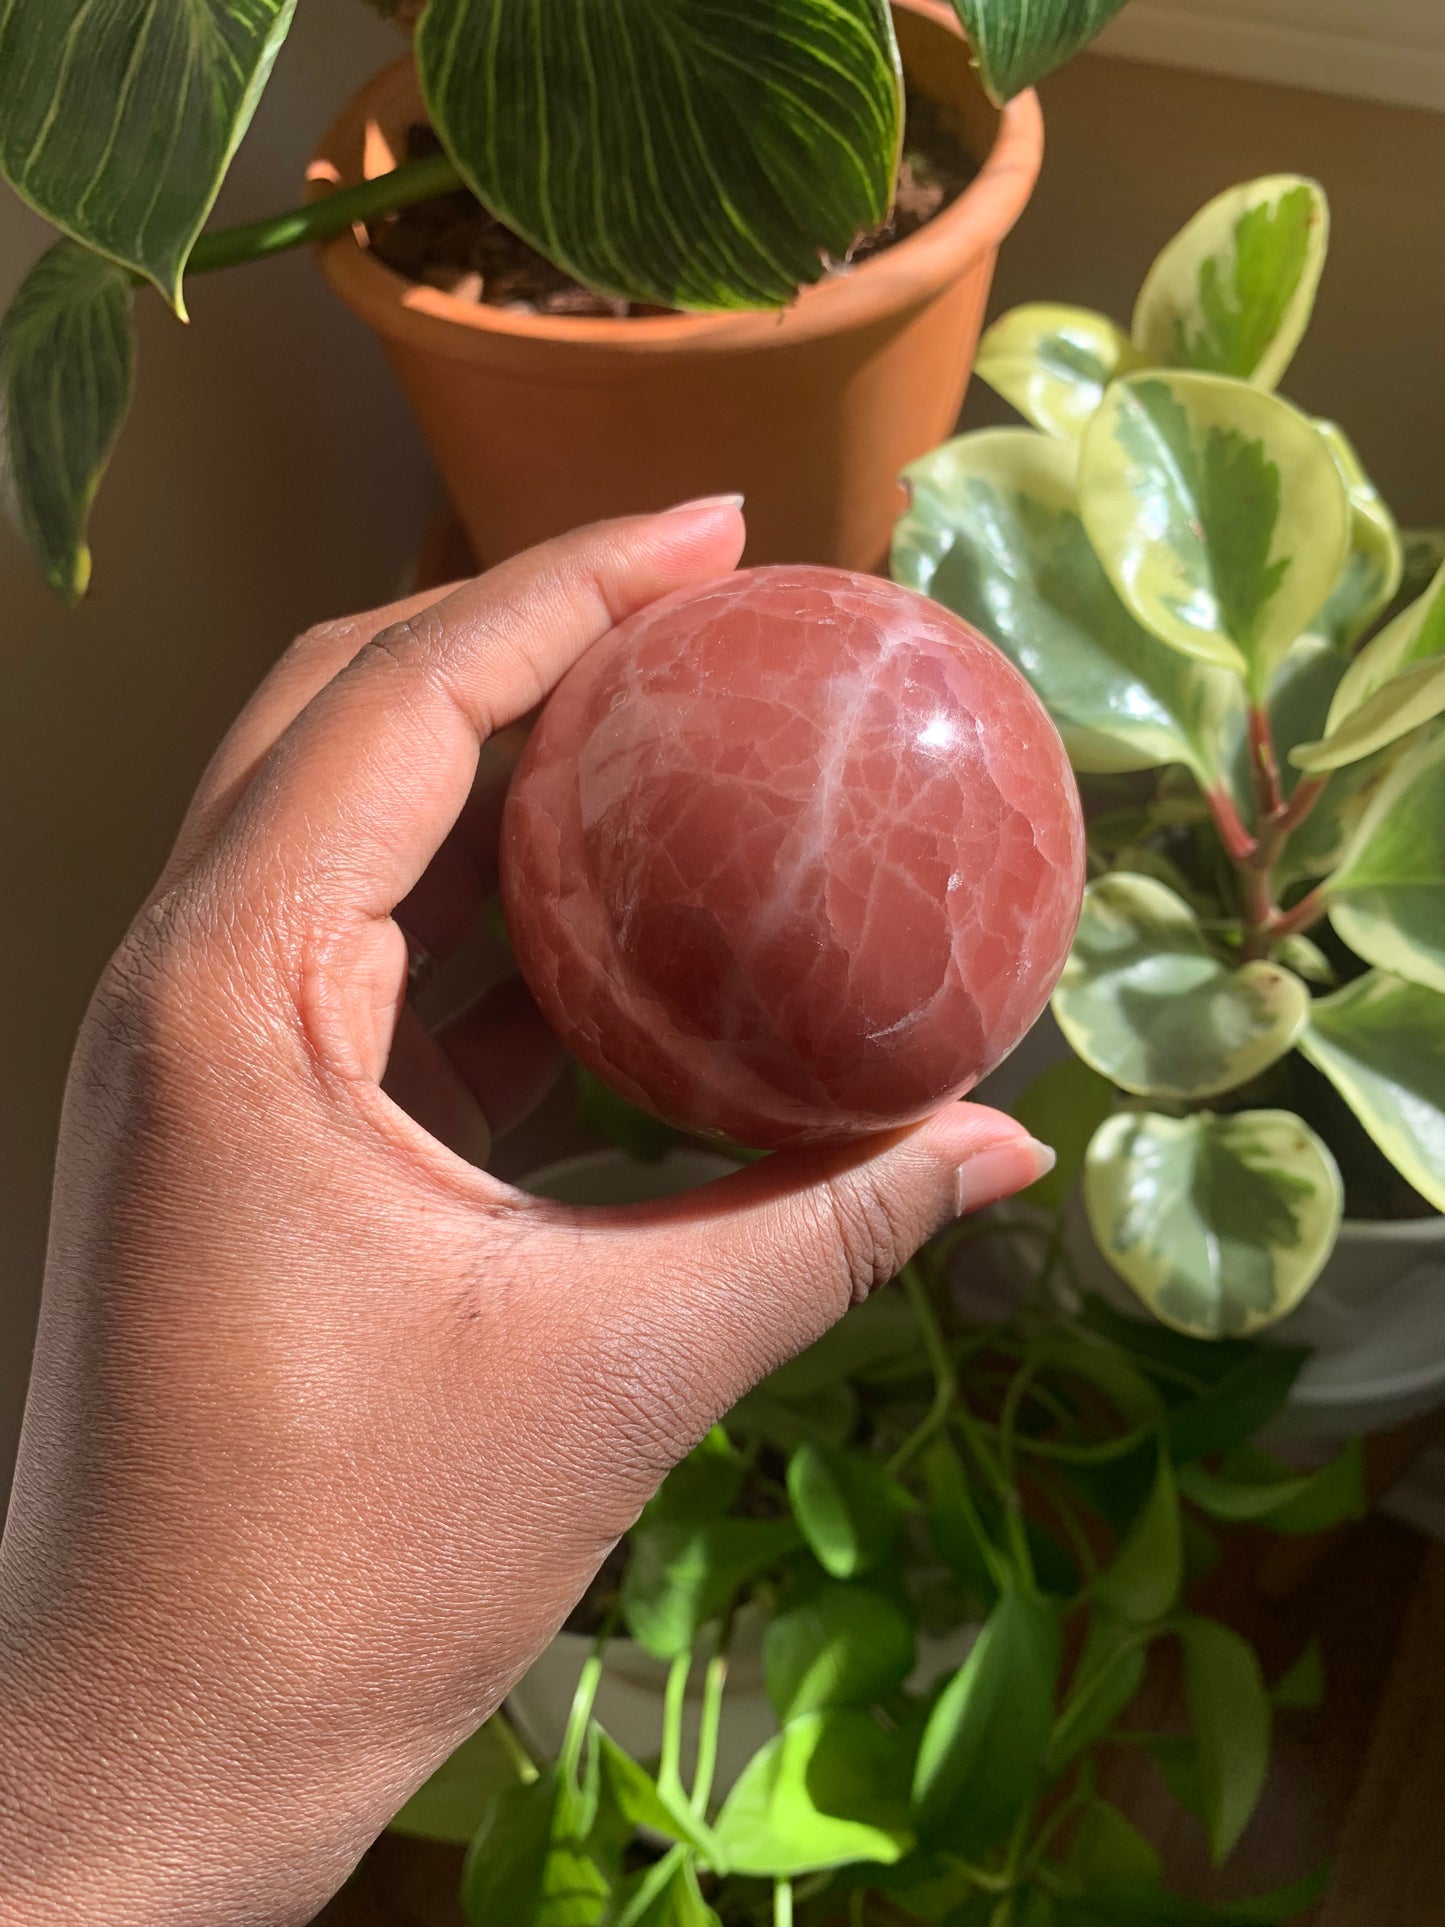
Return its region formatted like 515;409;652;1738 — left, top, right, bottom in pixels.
212;501;745;926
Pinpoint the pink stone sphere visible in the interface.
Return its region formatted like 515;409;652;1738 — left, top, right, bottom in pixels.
500;566;1085;1150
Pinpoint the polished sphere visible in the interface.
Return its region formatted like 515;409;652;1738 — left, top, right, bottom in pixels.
500;566;1085;1149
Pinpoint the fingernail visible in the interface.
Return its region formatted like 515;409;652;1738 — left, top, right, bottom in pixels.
956;1135;1056;1213
662;492;745;514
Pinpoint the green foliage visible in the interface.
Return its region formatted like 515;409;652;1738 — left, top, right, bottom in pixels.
896;171;1443;1343
951;0;1133;104
786;1441;911;1579
1178;1617;1272;1861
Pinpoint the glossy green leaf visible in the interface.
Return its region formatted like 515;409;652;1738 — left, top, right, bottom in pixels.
461;1768;561;1926
1294;561;1445;772
593;1731;721;1860
1273;934;1335;986
1179;1616;1272;1861
1275;733;1406;888
1299;970;1445;1211
1272;1640;1324;1712
1308;422;1403;649
647;1428;744;1524
622;1517;800;1659
1053;873;1310;1098
1096;1447;1182;1624
1081;373;1350;693
390;1717;524;1843
764;1584;916;1722
1163;1344;1308;1461
1084;1109;1343;1339
1326;728;1445;991
893;429;1238;779
975;304;1144;439
950;0;1132;103
922;1438;1003;1603
1132;176;1329;390
0;0;296;311
1179;1438;1364;1534
1048;1614;1149;1769
1012;1057;1117;1210
786;1443;910;1581
715;1709;912;1877
416;0;901;312
912;1588;1061;1851
0;241;135;602
535;1846;609;1927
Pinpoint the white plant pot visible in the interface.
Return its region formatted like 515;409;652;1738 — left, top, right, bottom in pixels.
511;1147;978;1802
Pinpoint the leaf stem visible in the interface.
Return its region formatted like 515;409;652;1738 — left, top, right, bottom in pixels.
1263;882;1330;945
690;1616;733;1817
888;1263;959;1476
1205;784;1257;865
658;1651;692;1809
187;153;464;276
775;1878;794;1927
1248;703;1285;820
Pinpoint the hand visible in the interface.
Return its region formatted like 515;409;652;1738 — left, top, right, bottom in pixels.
0;505;1051;1927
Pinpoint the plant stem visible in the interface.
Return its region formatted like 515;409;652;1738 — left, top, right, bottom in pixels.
888;1263;958;1476
775;1879;794;1927
690;1617;733;1817
187;153;463;276
658;1651;692;1809
1204;783;1257;864
1248;703;1284;819
1272;769;1329;841
1264;882;1330;944
560;1650;604;1786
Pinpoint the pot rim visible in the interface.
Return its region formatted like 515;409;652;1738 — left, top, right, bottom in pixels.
1334;1210;1445;1247
306;0;1043;361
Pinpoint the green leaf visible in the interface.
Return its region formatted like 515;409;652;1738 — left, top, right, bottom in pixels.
1096;1447;1182;1624
593;1730;721;1861
1048;1614;1148;1769
763;1288;921;1400
922;1438;1002;1603
1298;969;1445;1211
1132;176;1329;390
764;1584;916;1722
975;304;1145;439
1164;1345;1308;1461
390;1718;524;1843
730;1380;859;1451
1084;1109;1343;1339
1326;728;1445;991
1065;1800;1163;1891
1080;373;1350;695
0;0;297;311
1178;1616;1272;1861
1178;1439;1364;1535
1053;874;1310;1099
715;1709;913;1877
622;1517;800;1659
1294;561;1445;771
893;428;1238;780
911;1589;1061;1852
647;1428;744;1524
416;0;901;312
1272;1639;1324;1711
950;0;1132;104
461;1768;561;1926
0;241;136;602
786;1443;910;1581
535;1846;610;1927
1273;934;1335;986
1308;422;1403;650
618;1853;721;1927
1012;1058;1117;1210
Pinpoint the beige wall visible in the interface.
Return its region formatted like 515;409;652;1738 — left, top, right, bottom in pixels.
3;36;1444;1499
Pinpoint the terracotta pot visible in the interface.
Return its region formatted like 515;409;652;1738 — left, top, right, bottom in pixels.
309;0;1043;574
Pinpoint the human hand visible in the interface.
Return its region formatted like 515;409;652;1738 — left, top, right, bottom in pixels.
0;504;1051;1927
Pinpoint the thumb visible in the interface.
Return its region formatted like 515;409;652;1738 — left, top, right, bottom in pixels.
550;1104;1053;1471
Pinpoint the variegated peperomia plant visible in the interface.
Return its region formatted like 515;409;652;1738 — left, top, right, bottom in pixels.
893;175;1445;1341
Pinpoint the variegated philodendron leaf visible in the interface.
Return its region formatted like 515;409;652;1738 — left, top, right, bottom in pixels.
1308;421;1404;650
1299;971;1445;1212
0;241;136;602
1293;560;1445;772
975;305;1144;440
1325;727;1445;992
892;429;1237;780
416;0;902;310
1084;1109;1343;1338
1080;372;1350;695
948;0;1132;104
1132;176;1329;391
1052;873;1309;1099
0;0;298;313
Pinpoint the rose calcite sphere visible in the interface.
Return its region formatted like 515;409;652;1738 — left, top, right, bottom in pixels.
500;566;1085;1150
